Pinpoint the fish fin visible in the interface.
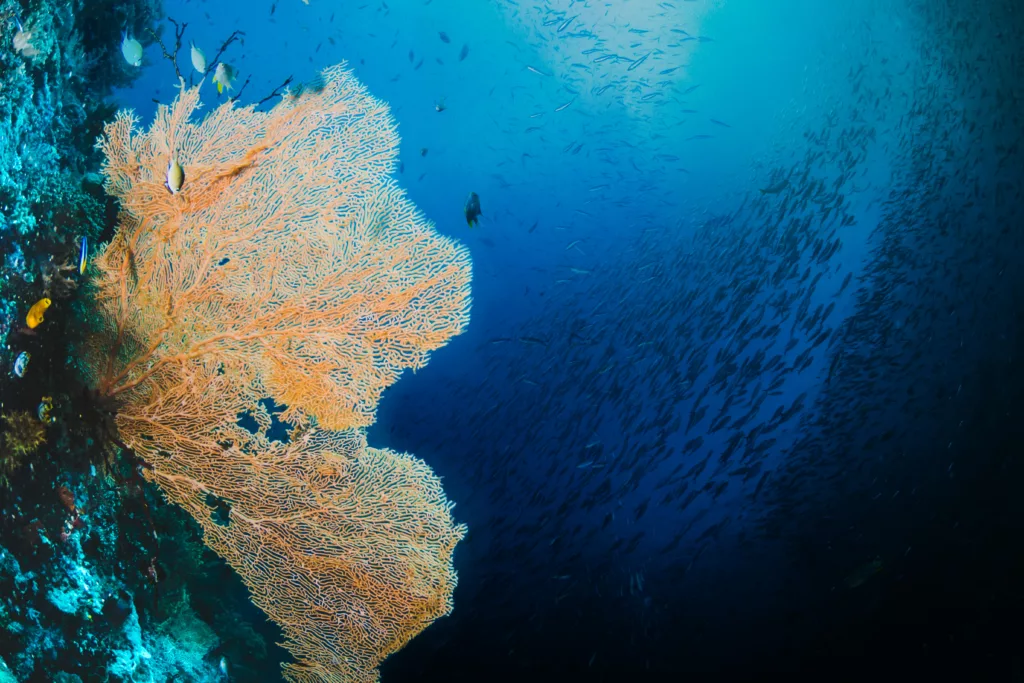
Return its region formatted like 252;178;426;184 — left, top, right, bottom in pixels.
217;81;223;94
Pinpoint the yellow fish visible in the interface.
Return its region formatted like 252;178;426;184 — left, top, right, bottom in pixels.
26;297;51;329
166;158;184;194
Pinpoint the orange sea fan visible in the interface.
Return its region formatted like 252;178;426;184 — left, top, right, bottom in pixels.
88;64;471;430
82;63;471;682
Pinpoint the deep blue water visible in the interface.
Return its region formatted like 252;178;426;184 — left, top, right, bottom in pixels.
114;0;1024;680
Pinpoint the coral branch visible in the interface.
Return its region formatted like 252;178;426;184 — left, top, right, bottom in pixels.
204;29;244;79
255;75;295;108
148;17;187;82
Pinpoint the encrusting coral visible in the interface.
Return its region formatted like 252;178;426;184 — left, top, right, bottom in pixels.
0;410;46;482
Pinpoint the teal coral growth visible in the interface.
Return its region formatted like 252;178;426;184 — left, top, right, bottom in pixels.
0;1;290;678
0;0;161;352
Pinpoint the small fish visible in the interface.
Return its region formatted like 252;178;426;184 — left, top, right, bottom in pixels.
213;62;237;94
121;31;143;67
190;41;207;74
464;192;482;227
37;396;54;425
434;96;447;112
26;297;51;329
219;656;230;676
826;349;844;385
710;118;731;127
554;98;575;112
526;65;549;77
438;31;451;44
759;178;789;194
627;51;651;71
13;351;30;378
420;147;428;157
458;43;469;61
844;557;883;589
166;158;185;194
78;236;88;276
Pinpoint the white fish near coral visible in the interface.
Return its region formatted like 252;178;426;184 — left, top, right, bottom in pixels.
212;62;237;94
121;32;142;67
190;41;206;74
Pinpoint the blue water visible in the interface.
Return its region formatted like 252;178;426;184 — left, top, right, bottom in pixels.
115;0;1024;679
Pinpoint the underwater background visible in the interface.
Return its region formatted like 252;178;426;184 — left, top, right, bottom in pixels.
1;0;1023;681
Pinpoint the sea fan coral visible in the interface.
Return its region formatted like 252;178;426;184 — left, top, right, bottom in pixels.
82;63;471;683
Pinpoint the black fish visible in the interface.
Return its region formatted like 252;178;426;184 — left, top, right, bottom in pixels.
826;349;843;385
464;191;482;227
459;43;469;61
439;31;451;43
760;178;790;194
